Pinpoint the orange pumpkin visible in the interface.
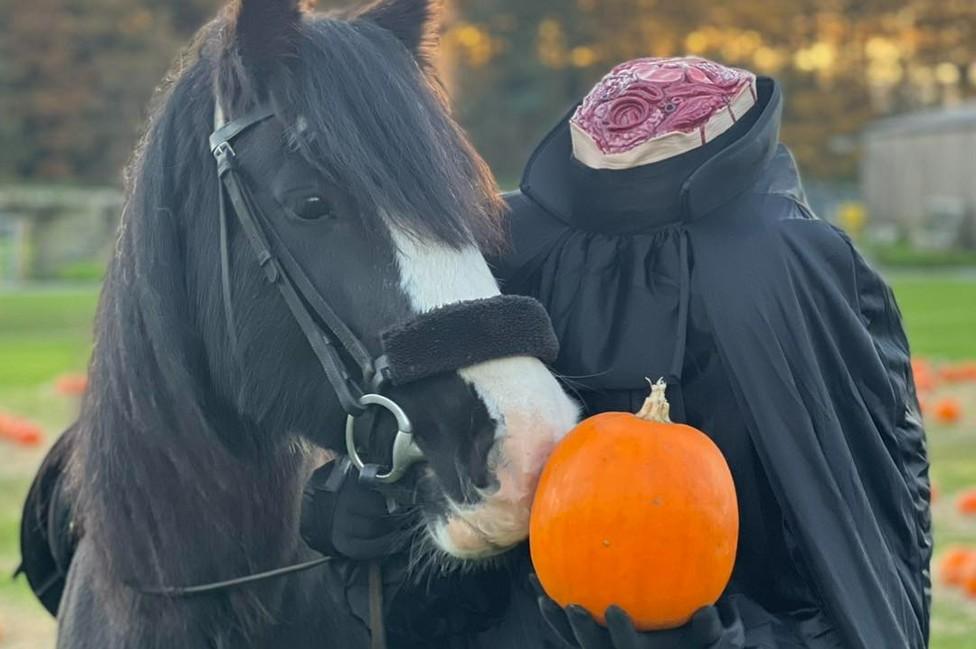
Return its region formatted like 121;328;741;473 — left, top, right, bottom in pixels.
913;371;937;394
939;547;974;586
0;412;43;447
911;359;936;392
963;556;976;599
963;362;976;382
934;398;962;425
530;380;739;631
939;362;976;384
55;373;88;397
911;358;932;377
957;489;976;517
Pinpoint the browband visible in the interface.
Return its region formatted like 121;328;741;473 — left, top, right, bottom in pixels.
380;295;559;385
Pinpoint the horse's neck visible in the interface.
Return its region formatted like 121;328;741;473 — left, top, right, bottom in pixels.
80;432;331;643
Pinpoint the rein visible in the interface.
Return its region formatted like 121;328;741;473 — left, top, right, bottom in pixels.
137;556;332;597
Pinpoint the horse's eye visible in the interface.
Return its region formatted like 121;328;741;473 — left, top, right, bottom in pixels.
291;196;334;221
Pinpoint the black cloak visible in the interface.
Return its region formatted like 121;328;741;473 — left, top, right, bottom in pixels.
491;77;932;648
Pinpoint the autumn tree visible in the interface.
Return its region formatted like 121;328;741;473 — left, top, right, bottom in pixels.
447;0;976;182
0;0;178;182
2;0;975;185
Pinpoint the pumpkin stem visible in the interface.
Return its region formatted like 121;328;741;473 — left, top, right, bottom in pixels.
636;378;671;423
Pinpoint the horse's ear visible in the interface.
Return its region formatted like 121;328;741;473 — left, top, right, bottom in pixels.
226;0;305;70
358;0;441;64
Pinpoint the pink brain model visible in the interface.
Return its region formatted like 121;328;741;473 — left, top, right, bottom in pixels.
571;57;757;169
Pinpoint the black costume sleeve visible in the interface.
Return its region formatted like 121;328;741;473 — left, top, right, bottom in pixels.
493;191;570;292
18;424;80;616
686;198;931;649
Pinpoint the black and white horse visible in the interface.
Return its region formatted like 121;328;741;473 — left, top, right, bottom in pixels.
55;0;577;646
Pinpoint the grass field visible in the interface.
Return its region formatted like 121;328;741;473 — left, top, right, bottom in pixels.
0;276;975;647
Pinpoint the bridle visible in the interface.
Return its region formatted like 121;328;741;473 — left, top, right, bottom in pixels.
211;104;425;485
137;101;560;635
208;102;560;487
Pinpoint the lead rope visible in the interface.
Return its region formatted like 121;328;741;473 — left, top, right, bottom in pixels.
368;560;388;649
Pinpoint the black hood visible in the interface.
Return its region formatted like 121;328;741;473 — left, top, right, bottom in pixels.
518;76;783;234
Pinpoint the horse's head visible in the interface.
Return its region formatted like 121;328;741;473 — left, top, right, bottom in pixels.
193;0;579;562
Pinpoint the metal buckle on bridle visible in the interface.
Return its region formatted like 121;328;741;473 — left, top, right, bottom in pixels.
345;394;424;485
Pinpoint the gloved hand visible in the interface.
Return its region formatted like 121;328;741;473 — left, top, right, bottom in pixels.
300;457;404;561
532;576;744;649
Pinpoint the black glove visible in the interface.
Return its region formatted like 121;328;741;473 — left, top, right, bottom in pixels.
300;457;404;561
532;576;744;649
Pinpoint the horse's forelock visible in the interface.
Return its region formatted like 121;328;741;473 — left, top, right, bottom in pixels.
277;16;505;254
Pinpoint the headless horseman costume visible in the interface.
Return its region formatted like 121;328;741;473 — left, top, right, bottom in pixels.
21;58;931;648
489;58;932;648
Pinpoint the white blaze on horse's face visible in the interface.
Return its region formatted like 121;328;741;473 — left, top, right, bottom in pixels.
389;226;580;560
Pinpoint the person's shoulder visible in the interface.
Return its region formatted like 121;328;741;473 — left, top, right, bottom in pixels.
492;190;569;289
691;180;863;309
502;188;528;209
502;189;562;225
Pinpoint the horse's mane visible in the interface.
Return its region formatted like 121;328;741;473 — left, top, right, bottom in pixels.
70;9;503;639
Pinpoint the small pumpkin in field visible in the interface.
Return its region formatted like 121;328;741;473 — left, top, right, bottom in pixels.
917;397;929;417
962;362;976;382
939;362;976;384
55;373;88;397
957;489;976;517
530;380;738;631
933;398;962;425
0;412;43;447
939;547;974;586
963;556;976;599
911;358;937;393
913;370;937;393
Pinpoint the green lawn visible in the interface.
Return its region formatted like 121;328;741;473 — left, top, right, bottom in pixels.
893;276;976;361
0;275;975;647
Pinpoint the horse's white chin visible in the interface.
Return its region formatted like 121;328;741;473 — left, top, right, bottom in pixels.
431;501;530;560
426;355;578;561
431;517;515;561
429;428;564;560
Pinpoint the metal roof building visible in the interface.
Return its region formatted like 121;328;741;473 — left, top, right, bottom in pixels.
862;102;976;237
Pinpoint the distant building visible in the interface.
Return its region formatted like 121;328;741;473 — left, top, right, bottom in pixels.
862;103;976;248
0;186;120;283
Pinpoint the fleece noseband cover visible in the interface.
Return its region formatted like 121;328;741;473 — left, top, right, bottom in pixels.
380;295;559;386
